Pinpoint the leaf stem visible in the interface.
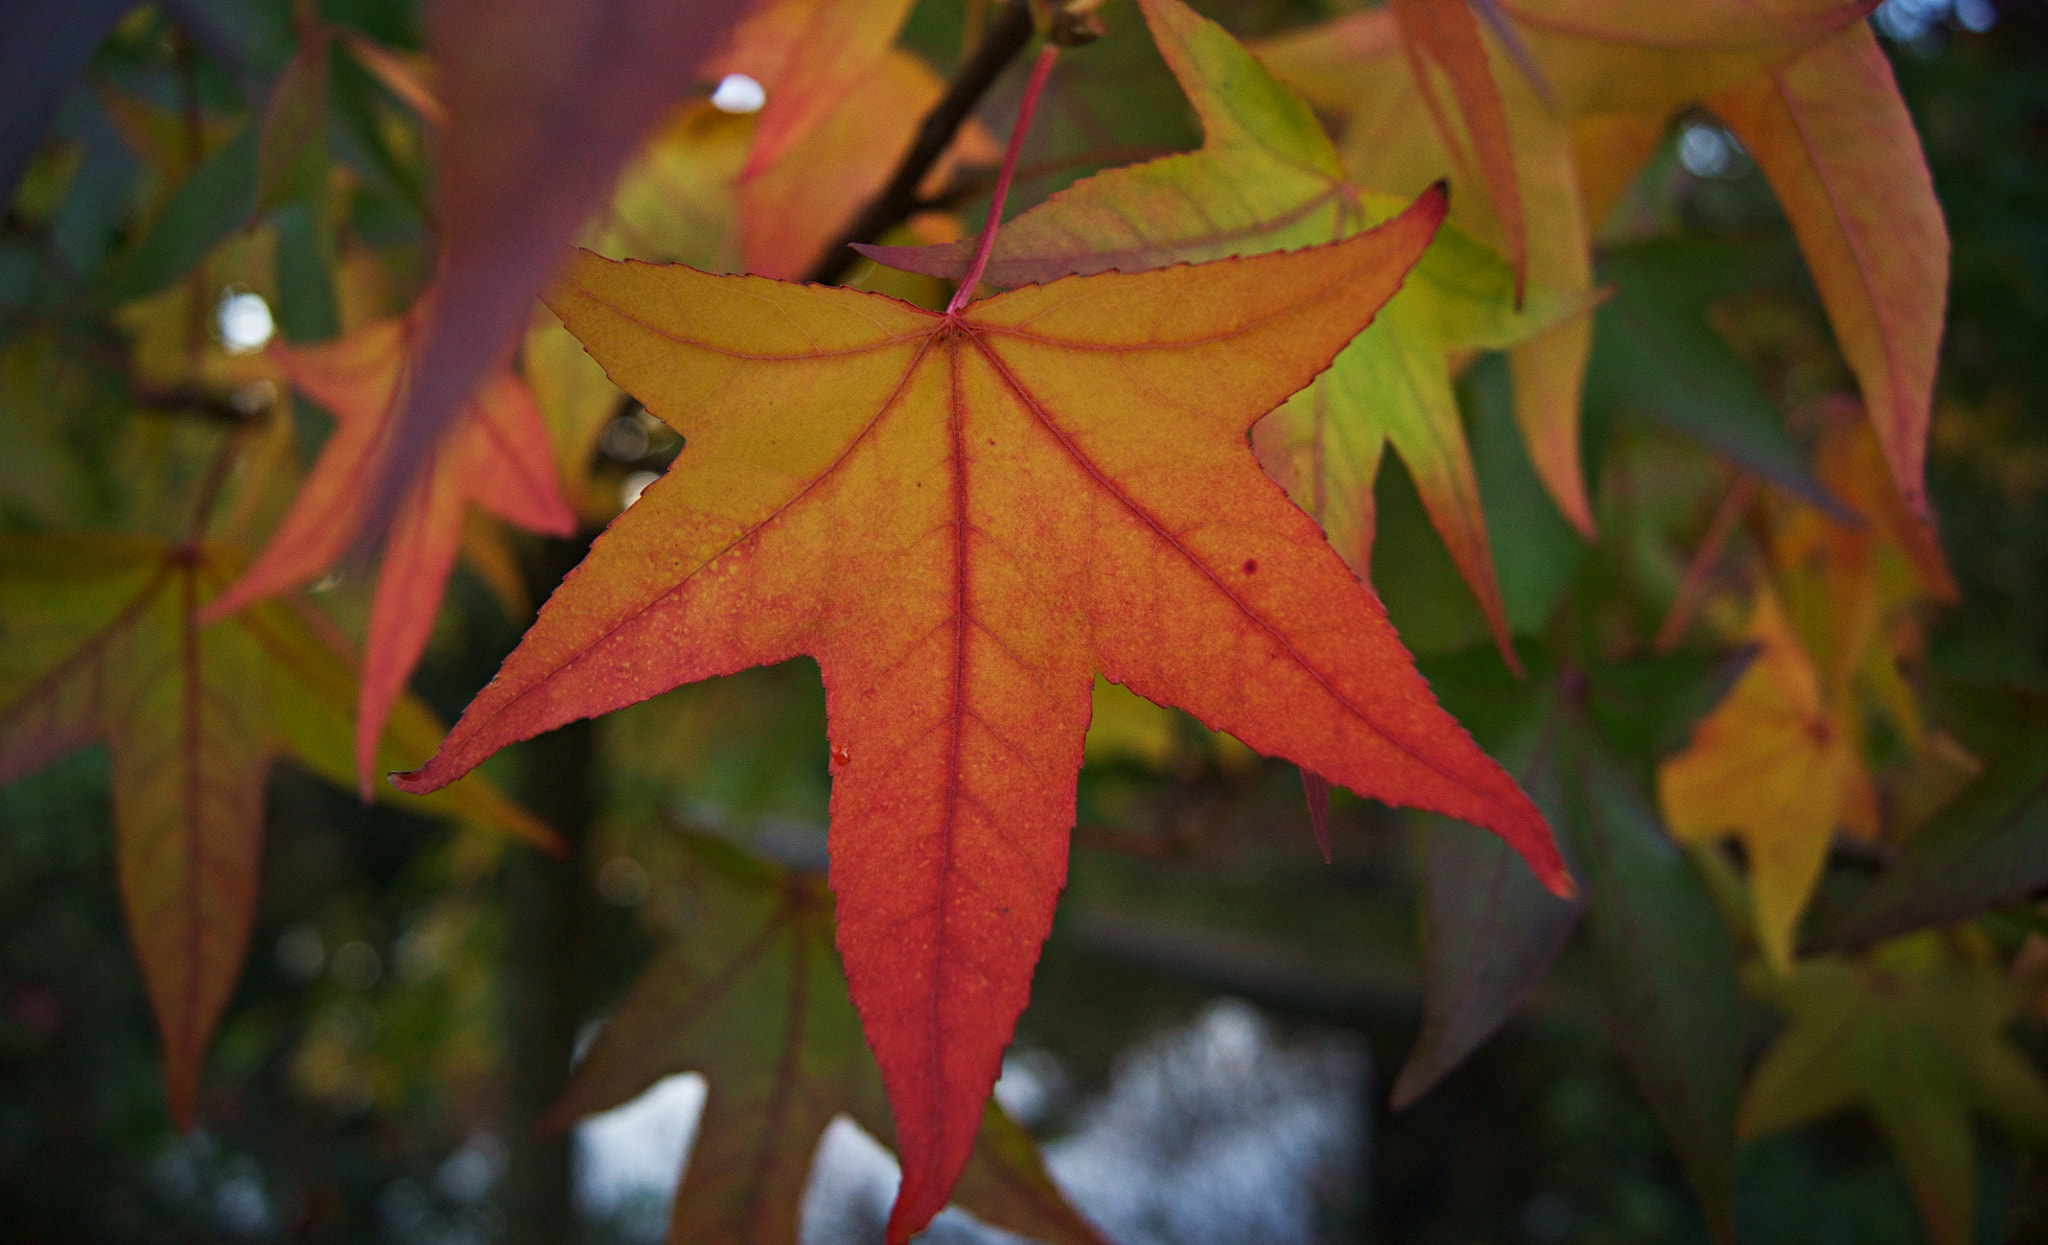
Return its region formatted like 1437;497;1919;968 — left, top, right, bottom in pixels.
946;43;1059;314
803;0;1036;286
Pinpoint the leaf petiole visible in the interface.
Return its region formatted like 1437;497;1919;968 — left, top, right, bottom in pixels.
947;42;1061;314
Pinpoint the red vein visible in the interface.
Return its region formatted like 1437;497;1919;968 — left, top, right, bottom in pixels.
974;184;1351;286
920;331;973;1140
0;560;173;773
555;271;933;362
1768;63;1911;445
413;334;944;772
967;331;1487;798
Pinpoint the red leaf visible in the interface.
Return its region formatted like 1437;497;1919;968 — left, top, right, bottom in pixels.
359;0;750;543
201;307;574;790
397;185;1567;1239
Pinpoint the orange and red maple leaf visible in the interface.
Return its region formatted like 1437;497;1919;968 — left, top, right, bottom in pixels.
0;534;550;1126
395;185;1568;1242
201;310;574;791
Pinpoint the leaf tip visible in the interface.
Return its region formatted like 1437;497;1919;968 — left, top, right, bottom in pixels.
884;1194;936;1245
387;765;439;796
164;1061;199;1135
1544;863;1579;902
1388;1065;1433;1112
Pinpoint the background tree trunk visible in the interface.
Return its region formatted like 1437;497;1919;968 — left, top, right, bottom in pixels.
499;534;599;1245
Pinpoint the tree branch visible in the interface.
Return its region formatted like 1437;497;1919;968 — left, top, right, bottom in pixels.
803;0;1035;286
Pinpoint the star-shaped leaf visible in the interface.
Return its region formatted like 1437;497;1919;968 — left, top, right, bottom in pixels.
1741;940;2048;1245
0;532;549;1127
396;189;1568;1240
861;0;1590;663
1659;589;1874;972
1257;0;1946;521
201;306;576;791
549;834;1103;1245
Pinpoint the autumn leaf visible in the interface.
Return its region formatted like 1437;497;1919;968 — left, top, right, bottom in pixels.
0;532;549;1128
862;0;1589;665
1762;400;1957;706
1741;937;2048;1245
1256;0;1946;523
1659;588;1874;973
715;0;918;183
361;0;750;545
1710;29;1949;520
549;834;1104;1245
200;306;576;791
1660;402;1965;969
1387;0;1527;300
396;186;1569;1239
595;102;753;273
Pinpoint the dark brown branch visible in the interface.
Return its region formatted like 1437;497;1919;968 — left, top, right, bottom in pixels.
500;533;600;1245
132;386;269;425
803;0;1035;286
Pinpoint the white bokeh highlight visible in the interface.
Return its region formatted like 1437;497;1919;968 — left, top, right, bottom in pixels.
216;290;275;354
711;73;767;115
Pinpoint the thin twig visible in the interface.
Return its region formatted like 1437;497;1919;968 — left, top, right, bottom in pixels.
133;385;269;425
803;0;1036;286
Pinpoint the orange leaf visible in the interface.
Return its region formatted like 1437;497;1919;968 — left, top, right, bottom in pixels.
1389;0;1527;302
1765;401;1955;702
1256;0;1946;530
396;186;1567;1240
717;0;919;182
740;51;947;279
0;534;547;1128
201;307;574;792
1710;22;1948;519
